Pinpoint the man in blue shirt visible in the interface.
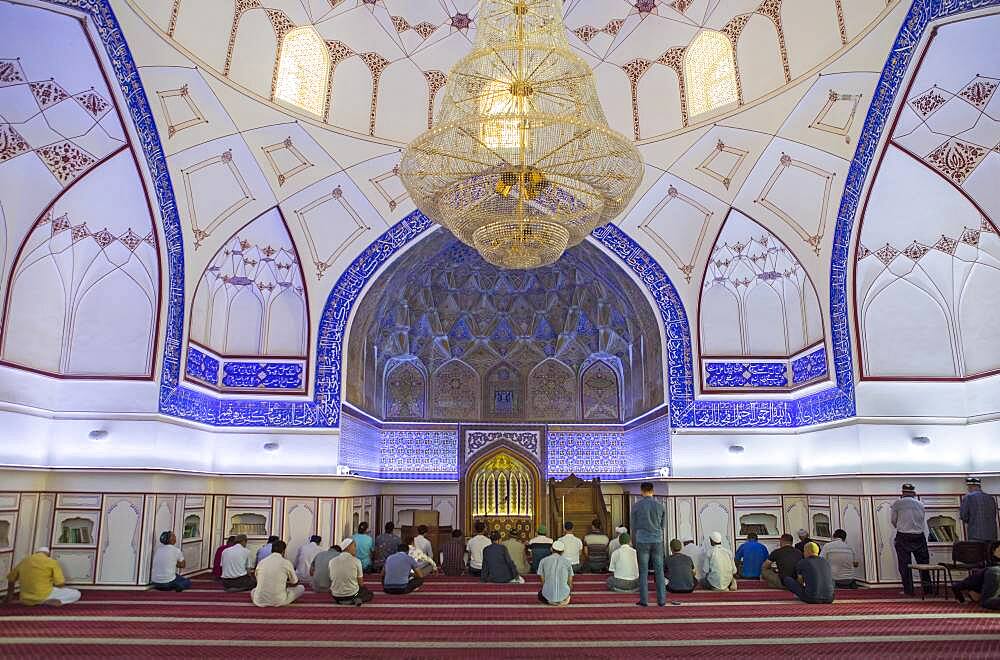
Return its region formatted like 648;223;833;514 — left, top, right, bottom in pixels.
382;543;422;594
630;481;666;607
735;532;769;579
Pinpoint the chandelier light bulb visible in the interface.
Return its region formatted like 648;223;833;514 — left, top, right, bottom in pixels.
399;0;643;269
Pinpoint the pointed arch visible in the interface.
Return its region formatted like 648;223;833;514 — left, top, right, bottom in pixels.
699;209;827;390
383;359;426;419
527;358;577;419
684;30;739;118
273;26;330;116
580;359;621;422
185;207;309;393
430;359;480;419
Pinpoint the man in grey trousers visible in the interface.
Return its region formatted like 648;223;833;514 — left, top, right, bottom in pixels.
630;481;666;607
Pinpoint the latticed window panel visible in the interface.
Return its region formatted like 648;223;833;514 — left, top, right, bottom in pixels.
684;30;738;118
274;27;329;116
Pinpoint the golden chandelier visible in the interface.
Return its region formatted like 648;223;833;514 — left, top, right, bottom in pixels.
399;0;643;269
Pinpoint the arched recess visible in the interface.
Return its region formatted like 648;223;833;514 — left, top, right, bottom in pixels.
699;209;827;391
580;359;622;422
185;207;308;393
384;358;426;419
527;358;577;420
1;149;159;378
430;359;479;419
484;362;523;419
853;145;1000;380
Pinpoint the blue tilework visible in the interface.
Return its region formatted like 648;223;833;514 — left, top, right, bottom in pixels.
791;348;828;385
62;0;1000;431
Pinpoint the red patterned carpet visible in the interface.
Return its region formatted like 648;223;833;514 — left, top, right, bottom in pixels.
1;574;998;658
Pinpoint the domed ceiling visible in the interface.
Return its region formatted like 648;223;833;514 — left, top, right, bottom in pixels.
1;0;998;429
345;229;664;422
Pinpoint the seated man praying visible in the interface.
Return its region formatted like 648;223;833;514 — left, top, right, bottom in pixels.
607;533;640;593
481;531;523;584
784;542;835;604
537;540;573;606
4;547;81;607
220;534;256;592
252;540;306;607
151;531;191;592
383;543;423;594
329;538;373;606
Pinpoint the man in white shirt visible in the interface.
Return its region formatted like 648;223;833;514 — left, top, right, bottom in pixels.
151;531;191;592
607;533;640;592
680;540;705;580
558;521;584;572
329;538;373;606
701;531;737;591
820;528;860;588
466;522;491;577
251;540;305;607
891;482;931;596
294;535;322;584
413;526;433;559
607;526;628;556
220;534;256;592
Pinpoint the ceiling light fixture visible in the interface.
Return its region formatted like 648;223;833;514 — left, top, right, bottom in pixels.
88;429;109;442
400;0;643;269
263;441;280;451
911;436;931;446
728;444;745;454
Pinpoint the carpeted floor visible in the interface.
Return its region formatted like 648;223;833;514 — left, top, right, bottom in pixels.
1;574;998;658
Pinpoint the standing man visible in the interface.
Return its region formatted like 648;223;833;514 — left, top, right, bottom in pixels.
891;483;931;596
630;481;666;607
961;477;998;544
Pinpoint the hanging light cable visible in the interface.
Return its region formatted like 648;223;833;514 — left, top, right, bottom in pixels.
399;0;643;269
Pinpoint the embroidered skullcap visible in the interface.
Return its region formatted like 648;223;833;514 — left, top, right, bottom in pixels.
966;476;982;485
159;531;172;544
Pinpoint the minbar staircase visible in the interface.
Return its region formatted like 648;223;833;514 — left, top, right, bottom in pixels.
548;474;611;539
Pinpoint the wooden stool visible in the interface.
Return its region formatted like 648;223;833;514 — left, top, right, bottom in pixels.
908;563;953;600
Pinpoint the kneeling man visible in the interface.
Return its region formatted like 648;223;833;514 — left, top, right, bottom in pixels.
329;538;373;606
252;540;305;607
784;542;835;604
4;547;80;606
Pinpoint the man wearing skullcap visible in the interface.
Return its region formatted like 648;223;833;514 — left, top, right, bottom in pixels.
329;538;372;605
701;531;737;591
4;547;81;606
794;529;812;553
537;539;573;606
784;542;835;604
151;531;191;592
502;529;530;576
960;477;998;543
891;483;932;596
527;524;554;573
607;533;640;592
607;526;628;556
252;540;305;607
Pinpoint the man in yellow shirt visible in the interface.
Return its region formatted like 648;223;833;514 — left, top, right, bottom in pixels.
4;547;81;606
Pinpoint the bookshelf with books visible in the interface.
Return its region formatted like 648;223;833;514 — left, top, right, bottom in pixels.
183;513;201;541
229;511;269;538
57;516;95;546
736;511;780;538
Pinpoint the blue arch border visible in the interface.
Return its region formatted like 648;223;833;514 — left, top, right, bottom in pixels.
46;0;1000;428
